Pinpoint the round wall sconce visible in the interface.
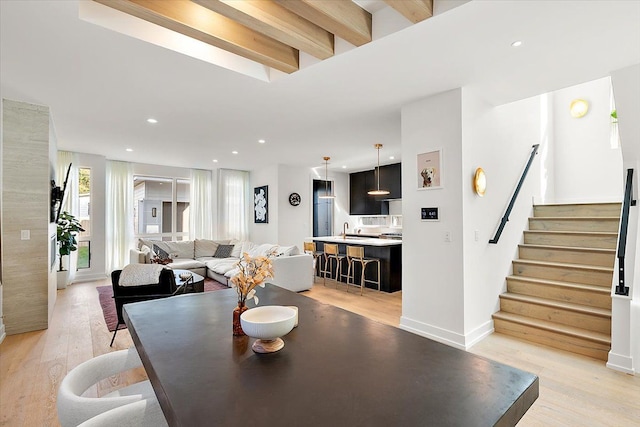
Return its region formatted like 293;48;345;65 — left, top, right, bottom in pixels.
569;99;589;118
473;168;486;197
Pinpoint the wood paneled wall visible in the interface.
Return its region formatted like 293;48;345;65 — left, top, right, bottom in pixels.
1;99;55;334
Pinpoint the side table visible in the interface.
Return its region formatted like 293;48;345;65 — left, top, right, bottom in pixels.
172;269;205;293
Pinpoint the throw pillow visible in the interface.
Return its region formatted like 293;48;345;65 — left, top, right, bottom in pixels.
153;244;171;260
214;244;235;258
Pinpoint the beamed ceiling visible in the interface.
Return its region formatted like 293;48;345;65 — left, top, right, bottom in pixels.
92;0;433;74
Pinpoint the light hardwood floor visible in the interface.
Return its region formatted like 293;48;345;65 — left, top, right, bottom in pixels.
1;277;638;426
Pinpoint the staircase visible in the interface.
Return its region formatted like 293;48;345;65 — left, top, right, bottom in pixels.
493;202;621;360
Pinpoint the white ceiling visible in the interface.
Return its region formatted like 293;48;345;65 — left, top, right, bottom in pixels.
1;1;639;173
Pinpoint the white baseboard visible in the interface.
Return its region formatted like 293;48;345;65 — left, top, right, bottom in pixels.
400;317;495;351
464;320;495;349
607;351;636;375
400;316;467;350
71;273;109;284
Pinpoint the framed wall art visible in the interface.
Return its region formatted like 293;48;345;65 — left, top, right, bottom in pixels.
417;149;443;190
254;185;268;223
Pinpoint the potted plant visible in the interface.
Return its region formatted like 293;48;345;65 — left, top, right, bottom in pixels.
57;211;85;289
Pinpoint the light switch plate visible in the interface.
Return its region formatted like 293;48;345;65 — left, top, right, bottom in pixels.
21;230;30;240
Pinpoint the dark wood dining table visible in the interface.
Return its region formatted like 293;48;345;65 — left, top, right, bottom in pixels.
124;284;538;427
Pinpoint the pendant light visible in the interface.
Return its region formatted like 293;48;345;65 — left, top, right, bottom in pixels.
368;144;390;196
318;156;336;199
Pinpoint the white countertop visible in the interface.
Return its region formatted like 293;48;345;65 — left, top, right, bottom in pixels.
311;236;402;246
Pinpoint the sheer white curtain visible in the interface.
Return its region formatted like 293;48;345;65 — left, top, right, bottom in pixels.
217;169;249;241
57;151;79;281
106;160;133;272
190;169;213;240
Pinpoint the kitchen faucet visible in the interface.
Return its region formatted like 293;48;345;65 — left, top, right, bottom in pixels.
342;222;349;239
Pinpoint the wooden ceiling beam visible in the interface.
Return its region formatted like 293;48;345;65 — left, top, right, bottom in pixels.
384;0;433;24
274;0;372;47
93;0;299;73
192;0;334;60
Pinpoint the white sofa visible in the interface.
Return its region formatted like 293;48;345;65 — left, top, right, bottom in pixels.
129;239;313;292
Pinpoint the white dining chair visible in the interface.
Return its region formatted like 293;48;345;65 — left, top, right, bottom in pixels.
78;398;168;427
57;347;158;427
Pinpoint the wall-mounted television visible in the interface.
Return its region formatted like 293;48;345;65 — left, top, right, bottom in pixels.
51;163;71;223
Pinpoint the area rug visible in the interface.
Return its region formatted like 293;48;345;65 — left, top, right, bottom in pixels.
98;278;229;332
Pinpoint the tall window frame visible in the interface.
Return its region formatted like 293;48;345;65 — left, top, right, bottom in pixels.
133;175;190;241
77;167;91;269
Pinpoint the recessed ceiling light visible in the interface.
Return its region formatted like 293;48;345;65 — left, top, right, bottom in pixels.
147;118;158;124
258;139;266;144
511;40;522;47
342;165;347;169
213;159;218;163
126;148;133;152
232;151;238;154
389;156;395;160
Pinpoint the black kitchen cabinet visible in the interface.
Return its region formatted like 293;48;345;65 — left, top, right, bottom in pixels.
349;170;388;215
378;163;402;199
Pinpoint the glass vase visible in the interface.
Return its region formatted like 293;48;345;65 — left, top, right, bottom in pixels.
233;301;248;336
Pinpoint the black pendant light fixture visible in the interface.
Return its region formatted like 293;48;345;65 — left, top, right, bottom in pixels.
368;144;390;196
318;156;336;199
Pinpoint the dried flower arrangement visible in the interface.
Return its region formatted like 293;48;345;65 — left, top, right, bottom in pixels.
230;251;276;306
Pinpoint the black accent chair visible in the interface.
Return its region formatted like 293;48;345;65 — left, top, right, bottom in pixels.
110;268;178;347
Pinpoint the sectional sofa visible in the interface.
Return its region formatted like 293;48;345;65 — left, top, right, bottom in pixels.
129;239;313;292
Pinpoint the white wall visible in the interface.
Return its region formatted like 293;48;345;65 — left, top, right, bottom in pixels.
249;163;351;249
609;63;640;374
400;89;466;347
277;165;311;247
551;77;623;203
249;165;279;244
461;89;544;343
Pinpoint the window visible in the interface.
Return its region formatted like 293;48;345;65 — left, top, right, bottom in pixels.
134;176;190;241
78;167;91;269
77;241;90;269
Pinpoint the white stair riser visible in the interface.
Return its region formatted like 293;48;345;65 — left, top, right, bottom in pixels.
518;246;615;267
499;298;611;334
528;218;619;232
493;318;610;360
533;204;621;218
513;262;613;287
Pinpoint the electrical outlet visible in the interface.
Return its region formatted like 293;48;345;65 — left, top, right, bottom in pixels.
21;230;30;240
445;231;451;242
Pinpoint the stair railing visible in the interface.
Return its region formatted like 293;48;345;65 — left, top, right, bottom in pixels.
616;168;636;296
489;144;539;244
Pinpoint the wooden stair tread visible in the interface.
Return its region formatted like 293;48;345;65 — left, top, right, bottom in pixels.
500;292;611;317
533;203;621;207
529;216;620;220
513;258;613;272
506;275;610;294
518;244;616;254
492;311;611;345
524;230;617;236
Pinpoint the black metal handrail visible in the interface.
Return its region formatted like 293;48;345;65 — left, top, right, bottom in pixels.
489;144;539;244
616;168;636;296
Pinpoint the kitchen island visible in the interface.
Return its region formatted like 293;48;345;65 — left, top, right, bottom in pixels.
312;236;401;292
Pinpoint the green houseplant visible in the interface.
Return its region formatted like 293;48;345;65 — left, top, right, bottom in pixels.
57;211;85;273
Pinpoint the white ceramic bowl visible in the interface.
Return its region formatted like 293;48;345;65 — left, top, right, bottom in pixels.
240;306;296;340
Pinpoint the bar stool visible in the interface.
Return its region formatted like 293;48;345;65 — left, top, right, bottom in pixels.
344;245;381;295
321;243;346;287
303;242;324;281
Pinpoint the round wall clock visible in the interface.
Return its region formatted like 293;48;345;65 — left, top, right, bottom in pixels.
288;192;301;206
